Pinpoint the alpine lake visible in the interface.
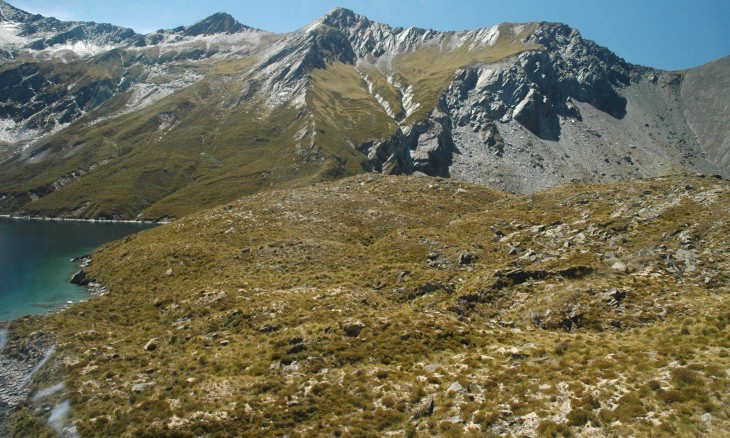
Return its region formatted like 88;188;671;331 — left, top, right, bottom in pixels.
0;216;156;322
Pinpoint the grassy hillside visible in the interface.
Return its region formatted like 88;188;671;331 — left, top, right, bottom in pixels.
0;23;541;221
0;59;368;220
5;173;729;436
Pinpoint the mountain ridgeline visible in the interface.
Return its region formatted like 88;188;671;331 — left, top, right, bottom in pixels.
0;1;728;219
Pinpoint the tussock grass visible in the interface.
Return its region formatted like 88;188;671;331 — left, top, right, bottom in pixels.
5;173;730;436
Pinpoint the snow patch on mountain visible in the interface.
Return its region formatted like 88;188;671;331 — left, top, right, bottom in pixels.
356;67;397;120
0;20;24;46
0;119;32;143
140;28;269;57
40;40;117;57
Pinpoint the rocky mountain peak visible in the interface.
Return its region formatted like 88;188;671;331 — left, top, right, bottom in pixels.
176;12;253;36
318;7;368;30
0;0;35;23
529;22;634;70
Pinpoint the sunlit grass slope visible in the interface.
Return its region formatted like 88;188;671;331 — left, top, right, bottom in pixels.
5;173;729;436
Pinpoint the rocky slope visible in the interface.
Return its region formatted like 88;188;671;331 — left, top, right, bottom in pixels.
2;172;729;436
681;56;730;173
0;2;727;219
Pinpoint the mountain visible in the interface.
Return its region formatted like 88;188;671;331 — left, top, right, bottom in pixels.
3;172;729;436
1;5;729;435
0;3;728;220
0;0;138;60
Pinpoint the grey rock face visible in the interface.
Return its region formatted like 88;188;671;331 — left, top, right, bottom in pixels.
357;130;411;174
359;22;727;193
681;56;730;175
0;60;122;135
405;112;456;177
359;109;456;177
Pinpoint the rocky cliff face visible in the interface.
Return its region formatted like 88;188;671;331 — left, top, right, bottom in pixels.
360;21;725;193
0;3;727;219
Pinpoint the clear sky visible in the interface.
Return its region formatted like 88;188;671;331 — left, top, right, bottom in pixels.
10;0;730;71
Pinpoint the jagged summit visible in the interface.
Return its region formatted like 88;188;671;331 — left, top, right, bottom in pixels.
0;1;138;59
174;12;254;37
318;7;369;29
0;0;36;22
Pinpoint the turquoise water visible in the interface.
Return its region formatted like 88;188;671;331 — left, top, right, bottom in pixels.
0;217;155;322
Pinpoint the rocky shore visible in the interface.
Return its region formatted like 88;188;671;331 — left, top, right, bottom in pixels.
0;257;99;436
0;214;161;224
0;325;54;435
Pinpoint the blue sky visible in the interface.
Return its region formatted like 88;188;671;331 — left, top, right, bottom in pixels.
10;0;729;71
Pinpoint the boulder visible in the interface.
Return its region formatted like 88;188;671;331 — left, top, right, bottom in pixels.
70;269;89;286
344;322;365;338
424;363;445;372
457;251;479;265
447;381;465;394
131;382;156;393
412;396;435;419
258;324;281;333
603;288;627;307
144;338;158;351
611;261;628;273
287;344;306;354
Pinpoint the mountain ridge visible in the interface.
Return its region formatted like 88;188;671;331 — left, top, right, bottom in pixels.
0;2;727;220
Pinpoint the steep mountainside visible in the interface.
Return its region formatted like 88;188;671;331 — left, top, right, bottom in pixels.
681;56;730;173
0;2;728;219
2;173;729;436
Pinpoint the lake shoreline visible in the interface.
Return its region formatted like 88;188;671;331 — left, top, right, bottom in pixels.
1;268;107;322
0;214;166;224
0;217;157;322
0;217;159;434
0;324;56;437
0;257;109;435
